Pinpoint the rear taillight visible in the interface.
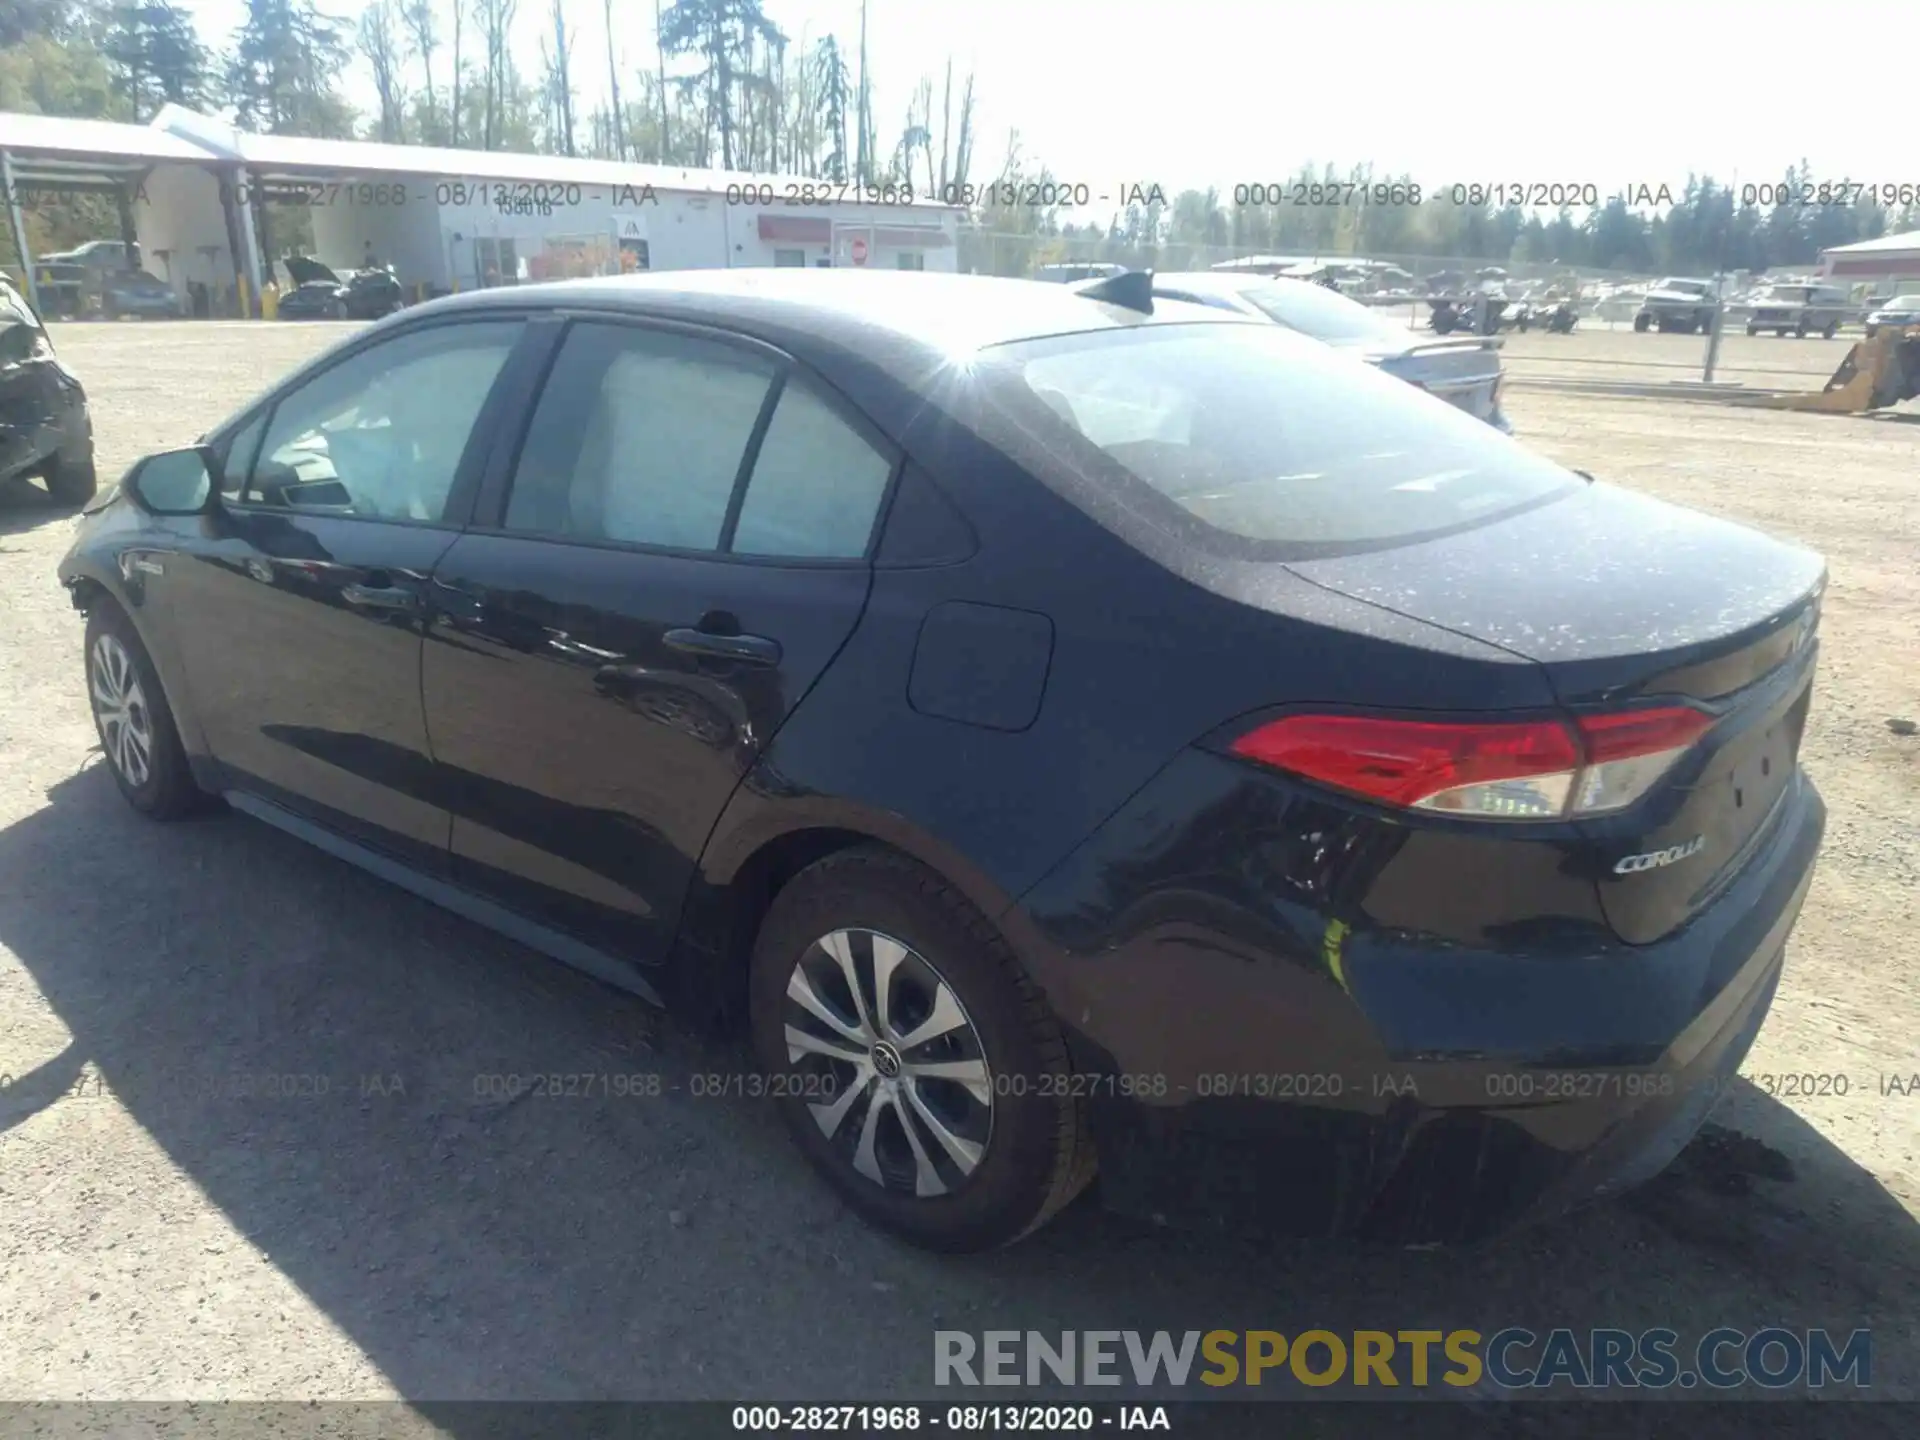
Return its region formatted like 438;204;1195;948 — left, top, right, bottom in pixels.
1227;706;1714;821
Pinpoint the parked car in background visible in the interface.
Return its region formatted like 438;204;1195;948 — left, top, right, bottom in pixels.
1745;283;1848;338
1031;262;1124;283
277;257;404;320
38;239;137;274
101;270;182;319
56;269;1827;1252
1863;294;1920;337
1633;278;1717;334
1152;270;1513;431
0;275;95;504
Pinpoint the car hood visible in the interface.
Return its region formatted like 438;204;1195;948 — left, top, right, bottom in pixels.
284;256;343;287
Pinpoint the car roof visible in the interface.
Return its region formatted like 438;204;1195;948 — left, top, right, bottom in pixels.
418;268;1253;357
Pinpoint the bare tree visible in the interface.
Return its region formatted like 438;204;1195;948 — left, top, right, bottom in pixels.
400;0;438;141
854;0;869;183
601;0;624;158
936;58;951;196
653;0;669;162
450;0;465;145
541;0;576;154
359;0;408;142
476;0;518;148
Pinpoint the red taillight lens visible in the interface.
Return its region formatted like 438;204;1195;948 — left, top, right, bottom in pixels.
1228;706;1714;821
1230;715;1581;818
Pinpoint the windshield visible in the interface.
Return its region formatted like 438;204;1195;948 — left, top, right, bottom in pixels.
1762;287;1811;301
1884;296;1920;311
1237;281;1409;348
992;323;1578;554
1660;280;1709;295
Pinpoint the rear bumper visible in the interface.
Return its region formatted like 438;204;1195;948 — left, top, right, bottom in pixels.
1013;755;1825;1243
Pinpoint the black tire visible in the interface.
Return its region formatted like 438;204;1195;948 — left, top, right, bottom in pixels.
1865;325;1878;339
1794;323;1807;338
749;846;1095;1252
1822;322;1837;339
43;448;97;506
1777;328;1789;337
1745;323;1758;337
1633;313;1651;333
84;601;209;819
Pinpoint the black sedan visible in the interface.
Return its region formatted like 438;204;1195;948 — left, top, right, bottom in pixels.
277;256;404;320
58;269;1826;1252
1;274;95;504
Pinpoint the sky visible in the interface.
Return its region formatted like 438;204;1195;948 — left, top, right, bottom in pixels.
177;0;1918;208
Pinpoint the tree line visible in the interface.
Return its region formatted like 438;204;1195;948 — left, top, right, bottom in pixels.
3;0;1915;278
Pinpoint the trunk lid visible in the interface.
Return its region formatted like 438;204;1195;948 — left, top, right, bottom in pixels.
1368;337;1503;424
1289;481;1825;942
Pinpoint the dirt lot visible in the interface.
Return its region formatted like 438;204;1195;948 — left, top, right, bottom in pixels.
0;321;1916;1409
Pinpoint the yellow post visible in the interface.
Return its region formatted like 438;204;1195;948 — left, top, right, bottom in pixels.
237;274;251;318
262;284;278;321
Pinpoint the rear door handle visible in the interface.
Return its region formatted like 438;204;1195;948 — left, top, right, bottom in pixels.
663;627;781;666
342;582;419;611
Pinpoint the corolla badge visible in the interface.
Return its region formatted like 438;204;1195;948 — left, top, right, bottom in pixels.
1614;836;1707;875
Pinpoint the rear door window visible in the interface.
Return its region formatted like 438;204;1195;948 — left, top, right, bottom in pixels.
991;322;1579;555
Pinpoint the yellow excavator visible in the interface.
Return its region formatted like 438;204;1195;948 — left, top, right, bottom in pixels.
1763;322;1920;413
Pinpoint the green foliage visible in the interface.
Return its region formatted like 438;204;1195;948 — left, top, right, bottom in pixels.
227;0;356;136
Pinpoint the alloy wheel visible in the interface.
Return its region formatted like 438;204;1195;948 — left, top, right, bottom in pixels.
90;633;154;788
782;928;994;1198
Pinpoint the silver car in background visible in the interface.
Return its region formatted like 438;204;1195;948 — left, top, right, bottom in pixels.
1151;271;1512;433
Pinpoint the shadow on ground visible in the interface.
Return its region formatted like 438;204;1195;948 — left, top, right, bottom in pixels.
1;766;1915;1418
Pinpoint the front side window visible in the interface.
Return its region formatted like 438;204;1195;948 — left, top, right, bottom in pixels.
993;322;1579;554
504;323;778;551
244;321;522;520
896;252;926;271
774;249;807;268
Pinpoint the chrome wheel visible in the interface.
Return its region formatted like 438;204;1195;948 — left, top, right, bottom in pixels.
90;633;153;788
783;928;994;1198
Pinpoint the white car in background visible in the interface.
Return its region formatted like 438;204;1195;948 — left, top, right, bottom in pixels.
1152;271;1513;433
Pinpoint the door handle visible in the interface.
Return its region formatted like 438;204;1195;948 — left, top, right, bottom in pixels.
663;627;781;666
342;582;419;611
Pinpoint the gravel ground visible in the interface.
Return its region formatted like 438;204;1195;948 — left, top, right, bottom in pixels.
0;321;1915;1409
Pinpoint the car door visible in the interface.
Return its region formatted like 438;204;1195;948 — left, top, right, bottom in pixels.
154;316;529;869
419;315;896;971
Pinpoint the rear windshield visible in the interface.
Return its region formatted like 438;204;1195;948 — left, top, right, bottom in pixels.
1238;282;1407;347
990;323;1579;554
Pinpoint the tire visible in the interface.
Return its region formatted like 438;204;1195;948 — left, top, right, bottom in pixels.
43;448;97;506
749;846;1095;1252
1745;323;1758;337
1794;323;1807;338
332;299;348;320
84;601;208;819
1777;328;1789;337
1866;326;1878;339
1633;313;1651;333
1822;322;1837;340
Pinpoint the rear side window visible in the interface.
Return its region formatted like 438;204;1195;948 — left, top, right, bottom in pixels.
992;323;1578;553
504;323;777;551
503;322;894;560
731;381;895;558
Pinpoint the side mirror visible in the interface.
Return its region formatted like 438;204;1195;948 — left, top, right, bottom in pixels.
127;446;219;516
